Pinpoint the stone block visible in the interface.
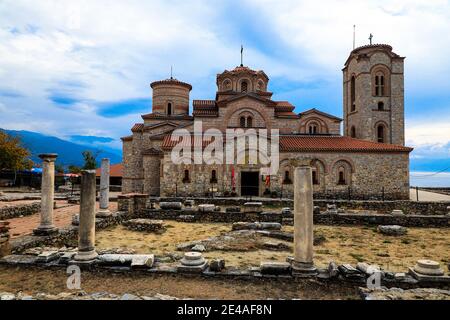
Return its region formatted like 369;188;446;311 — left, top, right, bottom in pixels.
178;252;208;273
36;251;60;263
377;225;407;236
131;255;154;269
391;209;405;216
198;204;215;212
176;215;196;222
226;207;241;213
209;259;225;272
260;262;291;275
191;244;206;252
160;202;182;210
123;219;165;233
281;208;292;215
243;202;263;213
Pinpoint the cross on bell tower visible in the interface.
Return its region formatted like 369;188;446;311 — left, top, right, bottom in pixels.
369;33;373;45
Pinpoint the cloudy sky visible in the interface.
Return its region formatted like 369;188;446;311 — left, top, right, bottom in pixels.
0;0;449;173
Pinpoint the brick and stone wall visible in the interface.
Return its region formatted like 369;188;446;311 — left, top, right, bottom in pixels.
159;151;410;200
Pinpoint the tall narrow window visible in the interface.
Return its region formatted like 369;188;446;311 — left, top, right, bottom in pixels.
167;103;172;115
240;116;246;128
312;170;319;185
350;126;356;138
283;171;292;184
350;76;356;112
377;125;385;143
241;81;248;93
338;169;346;185
375;73;385;96
247;117;253;128
378;101;384;110
183;170;190;183
210;170;217;183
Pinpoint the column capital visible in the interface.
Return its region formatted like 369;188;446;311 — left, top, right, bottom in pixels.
38;153;58;161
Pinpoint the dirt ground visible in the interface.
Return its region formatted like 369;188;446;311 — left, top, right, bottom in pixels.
0;266;359;300
96;222;449;271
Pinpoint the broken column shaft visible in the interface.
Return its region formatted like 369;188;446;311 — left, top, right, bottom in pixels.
97;158;111;217
74;170;98;262
33;154;58;236
292;164;317;276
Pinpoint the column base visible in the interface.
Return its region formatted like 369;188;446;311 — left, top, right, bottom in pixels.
96;209;112;218
33;226;58;236
74;250;98;262
291;260;318;277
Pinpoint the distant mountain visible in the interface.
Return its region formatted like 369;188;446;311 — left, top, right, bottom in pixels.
2;129;122;167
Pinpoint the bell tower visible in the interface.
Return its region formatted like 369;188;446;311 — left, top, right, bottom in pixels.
343;44;405;145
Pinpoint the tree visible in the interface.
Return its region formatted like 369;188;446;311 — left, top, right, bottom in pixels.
68;165;81;174
0;131;32;170
0;131;33;185
55;163;65;174
82;150;97;170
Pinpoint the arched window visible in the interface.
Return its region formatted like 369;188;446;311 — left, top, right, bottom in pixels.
312;170;319;185
241;80;248;93
350;76;356;112
247;117;253;128
378;101;384;110
240;116;246;128
338;168;346;185
308;124;318;134
283;170;292;184
183;170;190;183
375;72;385;96
223;79;232;91
167;103;172;116
377;125;385;143
257;80;265;91
210;170;217;183
350;126;356;138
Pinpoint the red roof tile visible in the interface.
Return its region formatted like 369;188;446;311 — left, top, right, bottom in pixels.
131;123;144;132
96;163;123;177
279;136;413;153
150;78;192;90
162;134;412;153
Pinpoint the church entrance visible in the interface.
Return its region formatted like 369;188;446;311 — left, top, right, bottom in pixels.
241;171;259;196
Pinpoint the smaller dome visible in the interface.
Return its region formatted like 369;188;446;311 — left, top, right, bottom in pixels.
150;78;192;91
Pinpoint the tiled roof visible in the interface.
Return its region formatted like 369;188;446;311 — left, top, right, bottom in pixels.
96;163;123;178
193;100;218;117
279;136;413;153
162;135;222;150
131;123;144;132
150;78;192;90
275;111;299;118
299;108;343;121
121;135;133;141
161;134;413;153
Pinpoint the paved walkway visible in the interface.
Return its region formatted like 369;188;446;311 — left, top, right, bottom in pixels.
6;202;118;239
409;188;450;202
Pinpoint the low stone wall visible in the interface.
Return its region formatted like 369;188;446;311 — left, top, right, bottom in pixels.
314;200;450;216
9;212;129;254
134;209;449;228
147;197;450;215
418;187;450;196
0;202;41;220
0;221;10;257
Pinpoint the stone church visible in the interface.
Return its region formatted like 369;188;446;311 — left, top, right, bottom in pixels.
121;44;413;200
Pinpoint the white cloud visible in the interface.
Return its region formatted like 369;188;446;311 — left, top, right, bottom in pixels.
0;0;449;152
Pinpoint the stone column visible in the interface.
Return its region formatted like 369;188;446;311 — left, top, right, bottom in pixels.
33;154;58;236
291;163;317;276
97;158;111;217
74;170;98;262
